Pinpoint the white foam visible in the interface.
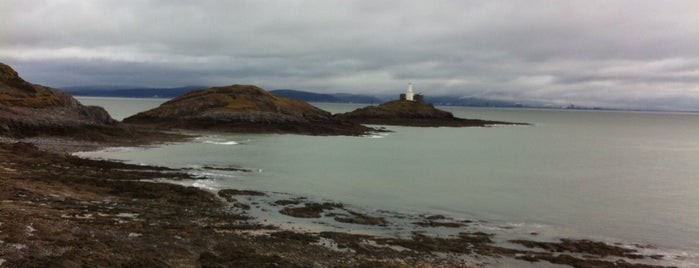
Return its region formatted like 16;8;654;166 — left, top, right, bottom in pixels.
365;133;389;139
190;171;238;179
192;181;220;191
204;140;239;145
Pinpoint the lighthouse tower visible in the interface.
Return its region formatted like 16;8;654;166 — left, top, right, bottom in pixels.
405;83;415;101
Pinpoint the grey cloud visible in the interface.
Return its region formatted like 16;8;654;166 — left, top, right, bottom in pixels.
1;0;698;110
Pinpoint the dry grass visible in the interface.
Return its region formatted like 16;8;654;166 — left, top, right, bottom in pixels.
0;90;63;107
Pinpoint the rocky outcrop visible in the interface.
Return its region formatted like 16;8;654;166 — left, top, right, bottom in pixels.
335;100;525;127
123;85;374;135
0;62;117;137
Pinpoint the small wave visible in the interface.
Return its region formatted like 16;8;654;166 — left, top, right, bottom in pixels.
203;140;239;145
152;178;221;192
189;171;238;179
99;147;134;152
192;181;220;191
365;133;390;139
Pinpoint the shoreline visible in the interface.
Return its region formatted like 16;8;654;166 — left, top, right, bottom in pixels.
0;137;690;267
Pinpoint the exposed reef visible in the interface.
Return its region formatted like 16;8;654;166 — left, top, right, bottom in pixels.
123;85;375;136
335;99;526;127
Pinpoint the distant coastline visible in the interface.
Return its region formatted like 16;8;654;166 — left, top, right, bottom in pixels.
65;87;698;113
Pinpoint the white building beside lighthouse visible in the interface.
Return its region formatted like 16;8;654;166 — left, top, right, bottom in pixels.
400;83;424;102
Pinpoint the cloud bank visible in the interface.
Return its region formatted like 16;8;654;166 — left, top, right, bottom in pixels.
1;0;698;110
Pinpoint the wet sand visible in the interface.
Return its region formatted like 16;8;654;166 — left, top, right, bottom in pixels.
0;139;681;267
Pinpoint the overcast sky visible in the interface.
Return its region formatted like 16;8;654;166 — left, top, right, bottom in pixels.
1;0;698;110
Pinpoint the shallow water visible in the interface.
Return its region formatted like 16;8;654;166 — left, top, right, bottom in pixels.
77;97;699;265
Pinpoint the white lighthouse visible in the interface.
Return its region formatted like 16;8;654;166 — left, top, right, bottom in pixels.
405;83;415;101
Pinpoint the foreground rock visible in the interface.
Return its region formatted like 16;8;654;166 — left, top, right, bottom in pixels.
335;99;525;127
124;85;374;136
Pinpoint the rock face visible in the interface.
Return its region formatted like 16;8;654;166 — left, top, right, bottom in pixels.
124;85;373;135
0;62;117;137
335;99;523;127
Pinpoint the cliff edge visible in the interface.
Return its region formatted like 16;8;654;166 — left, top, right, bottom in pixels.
0;62;117;137
124;85;373;135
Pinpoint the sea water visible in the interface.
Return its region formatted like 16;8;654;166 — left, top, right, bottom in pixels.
77;97;699;265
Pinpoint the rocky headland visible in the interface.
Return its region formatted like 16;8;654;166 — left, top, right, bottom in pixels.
0;62;185;148
335;99;525;127
123;85;374;136
0;63;116;137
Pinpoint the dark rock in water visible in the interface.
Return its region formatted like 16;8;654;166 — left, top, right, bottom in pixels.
202;166;254;172
123;84;374;136
424;214;447;220
273;199;302;206
334;211;388;226
0;62;118;137
510;239;640;258
232;202;251;210
335;99;526;127
218;189;266;199
280;205;324;218
279;202;343;218
413;220;463;228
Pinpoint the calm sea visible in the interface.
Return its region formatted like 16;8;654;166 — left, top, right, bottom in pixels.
77;97;699;265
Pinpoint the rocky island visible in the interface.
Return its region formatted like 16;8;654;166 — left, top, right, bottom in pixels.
335;83;525;127
123;85;374;136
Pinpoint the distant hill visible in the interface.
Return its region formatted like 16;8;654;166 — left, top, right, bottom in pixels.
63;86;206;98
422;96;525;107
373;94;533;107
270;89;382;104
269;89;342;102
64;87;384;104
63;86;548;108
